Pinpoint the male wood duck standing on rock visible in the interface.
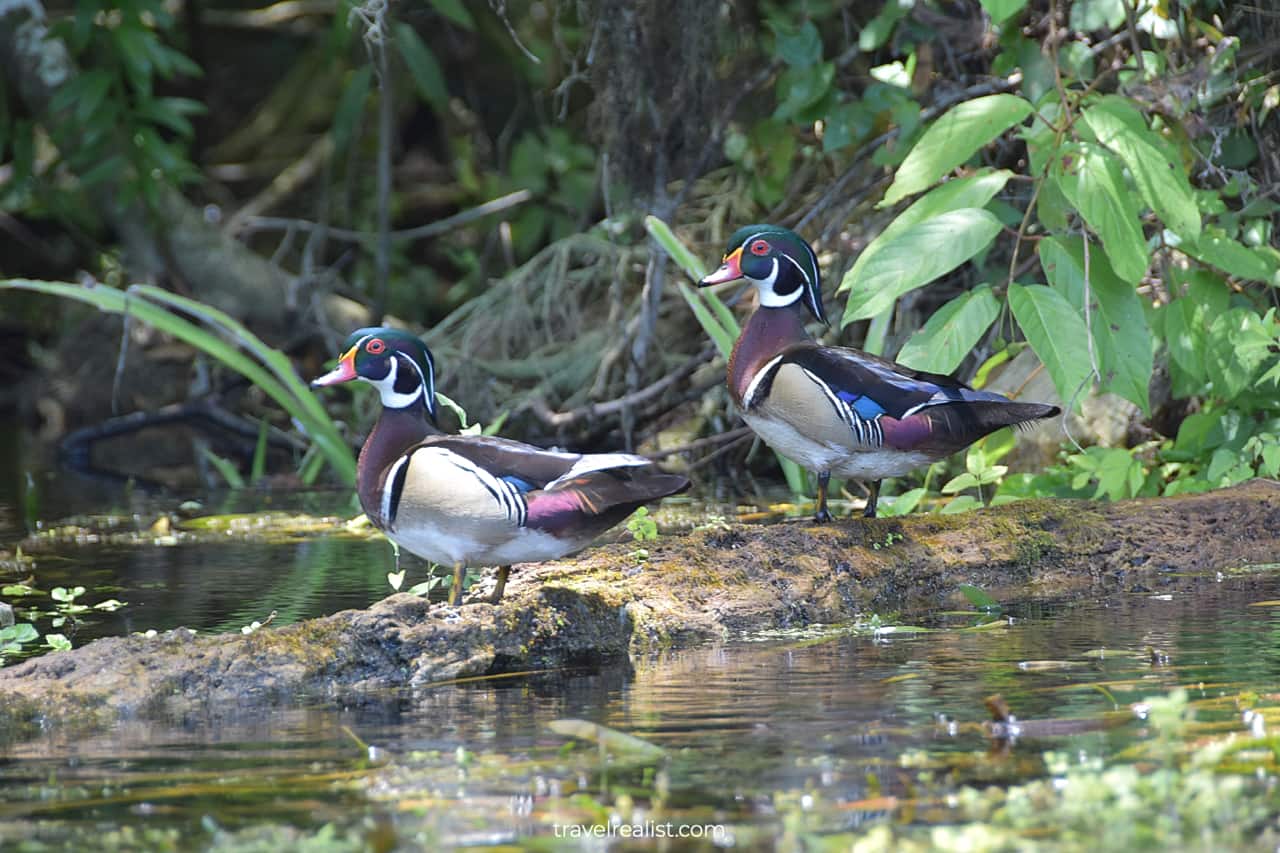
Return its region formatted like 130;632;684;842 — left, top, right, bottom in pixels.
699;225;1060;520
312;328;689;605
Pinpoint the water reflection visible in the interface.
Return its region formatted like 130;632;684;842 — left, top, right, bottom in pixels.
2;574;1277;847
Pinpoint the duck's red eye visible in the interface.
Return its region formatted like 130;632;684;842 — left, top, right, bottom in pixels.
750;239;770;256
366;338;386;355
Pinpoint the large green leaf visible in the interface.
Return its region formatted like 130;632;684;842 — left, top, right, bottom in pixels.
840;208;1002;325
1039;236;1153;413
1081;97;1200;241
838;170;1011;302
896;285;1000;375
881;169;1014;236
1180;227;1280;283
1007;282;1093;407
881;94;1033;206
1207;307;1276;399
1055;143;1149;284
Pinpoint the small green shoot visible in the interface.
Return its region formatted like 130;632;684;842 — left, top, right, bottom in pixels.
43;633;72;651
871;530;903;550
626;506;659;542
958;583;1001;612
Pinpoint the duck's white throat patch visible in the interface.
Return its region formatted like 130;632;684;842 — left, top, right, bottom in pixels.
753;257;803;308
365;356;423;409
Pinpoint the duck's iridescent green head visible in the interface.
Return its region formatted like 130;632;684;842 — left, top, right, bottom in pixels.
312;327;437;420
699;224;826;324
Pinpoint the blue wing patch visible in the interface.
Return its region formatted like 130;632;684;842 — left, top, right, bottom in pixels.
837;390;887;419
500;475;537;493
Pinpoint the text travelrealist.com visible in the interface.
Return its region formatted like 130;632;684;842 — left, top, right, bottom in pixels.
552;822;728;840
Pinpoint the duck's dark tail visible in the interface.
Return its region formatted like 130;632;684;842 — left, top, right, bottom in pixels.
909;400;1060;456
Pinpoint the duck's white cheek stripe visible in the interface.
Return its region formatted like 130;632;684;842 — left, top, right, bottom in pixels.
366;358;422;409
755;258;801;308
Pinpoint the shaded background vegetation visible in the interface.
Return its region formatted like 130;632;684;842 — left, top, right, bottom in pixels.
0;0;1277;511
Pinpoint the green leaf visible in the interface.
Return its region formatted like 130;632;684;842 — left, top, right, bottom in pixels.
881;94;1033;206
332;65;372;151
980;0;1028;23
896;285;1000;374
200;447;245;489
878;487;926;517
1207;308;1274;399
394;23;448;111
859;0;912;51
429;0;476;29
1055;143;1149;284
0;623;38;645
1039;236;1152;413
840;209;1003;325
940;495;983;514
678;283;735;359
44;633;72;652
885;169;1015;233
1007;283;1093;406
0;281;355;486
942;472;981;493
774;63;834;120
958;583;1000;610
1081;97;1200;240
840;170;1012;307
644;215;707;281
1181;227;1279;283
1070;0;1126;30
771;20;822;67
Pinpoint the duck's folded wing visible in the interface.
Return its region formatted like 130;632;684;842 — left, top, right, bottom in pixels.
419;435;585;491
779;344;1013;419
423;435;662;495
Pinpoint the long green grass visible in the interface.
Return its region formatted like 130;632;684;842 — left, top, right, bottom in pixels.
2;280;356;486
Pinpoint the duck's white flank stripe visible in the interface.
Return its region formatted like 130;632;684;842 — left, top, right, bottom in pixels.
382;454;410;527
742;354;785;410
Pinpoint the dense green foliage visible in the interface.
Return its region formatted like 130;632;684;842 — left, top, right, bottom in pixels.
1;0;1277;506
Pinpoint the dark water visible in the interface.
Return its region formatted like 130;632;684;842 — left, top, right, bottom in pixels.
3;448;1280;848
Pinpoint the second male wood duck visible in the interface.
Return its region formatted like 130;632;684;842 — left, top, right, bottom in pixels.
313;328;689;605
699;225;1060;520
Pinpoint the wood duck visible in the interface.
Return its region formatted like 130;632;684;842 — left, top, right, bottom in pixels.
312;328;689;605
699;225;1060;520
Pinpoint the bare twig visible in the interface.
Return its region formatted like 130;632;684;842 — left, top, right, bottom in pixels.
223;134;334;235
488;0;540;64
529;346;716;429
642;426;753;461
238;190;533;245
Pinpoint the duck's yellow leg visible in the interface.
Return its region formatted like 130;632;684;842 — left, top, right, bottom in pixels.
814;472;833;523
488;566;511;604
449;562;466;606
